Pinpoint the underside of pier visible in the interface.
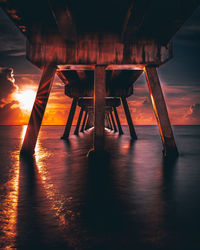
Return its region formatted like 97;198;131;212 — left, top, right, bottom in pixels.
1;0;200;158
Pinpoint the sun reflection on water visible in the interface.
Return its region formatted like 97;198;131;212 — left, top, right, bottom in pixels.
21;125;72;230
0;132;23;249
0;165;19;249
0;125;69;248
34;136;72;229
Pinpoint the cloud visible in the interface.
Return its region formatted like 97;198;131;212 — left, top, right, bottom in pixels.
0;100;22;124
174;6;200;48
0;67;72;125
0;67;18;104
0;65;199;125
0;67;23;124
8;50;26;57
142;97;151;106
187;103;200;118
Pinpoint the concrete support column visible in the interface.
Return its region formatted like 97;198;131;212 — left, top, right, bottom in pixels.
85;113;89;130
94;65;106;151
121;97;137;139
144;66;178;157
107;112;113;130
74;107;84;135
113;106;123;135
21;64;56;155
81;111;88;132
85;112;93;130
110;110;117;133
105;113;109;129
61;97;78;139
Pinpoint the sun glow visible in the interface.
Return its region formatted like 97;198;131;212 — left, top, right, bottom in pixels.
15;89;36;111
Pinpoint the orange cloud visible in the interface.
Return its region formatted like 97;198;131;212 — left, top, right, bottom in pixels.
1;70;200;125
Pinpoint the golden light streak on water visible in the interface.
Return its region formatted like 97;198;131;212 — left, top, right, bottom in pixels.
34;136;72;229
0;163;19;249
0;129;25;249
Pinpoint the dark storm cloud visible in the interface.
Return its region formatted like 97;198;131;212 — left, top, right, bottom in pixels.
0;67;18;104
0;67;22;124
175;7;200;47
158;6;200;87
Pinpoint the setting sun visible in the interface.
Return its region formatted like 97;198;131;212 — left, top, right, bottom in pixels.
15;89;36;112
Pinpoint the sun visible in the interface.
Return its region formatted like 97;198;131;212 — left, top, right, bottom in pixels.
15;89;36;112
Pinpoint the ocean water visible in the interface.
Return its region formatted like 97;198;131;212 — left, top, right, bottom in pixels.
0;125;200;249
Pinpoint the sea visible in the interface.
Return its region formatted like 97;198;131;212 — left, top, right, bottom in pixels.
0;125;200;250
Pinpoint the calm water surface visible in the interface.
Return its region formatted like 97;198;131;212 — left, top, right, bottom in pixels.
0;125;200;249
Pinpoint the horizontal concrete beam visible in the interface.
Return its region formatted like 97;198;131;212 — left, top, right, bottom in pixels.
78;98;121;108
27;36;172;66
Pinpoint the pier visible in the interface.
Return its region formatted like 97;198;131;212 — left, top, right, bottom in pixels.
1;0;200;157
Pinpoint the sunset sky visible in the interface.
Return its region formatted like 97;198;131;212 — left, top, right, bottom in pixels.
0;7;200;125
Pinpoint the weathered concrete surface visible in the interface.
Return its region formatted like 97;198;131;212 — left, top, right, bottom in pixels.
144;66;178;157
21;64;56;154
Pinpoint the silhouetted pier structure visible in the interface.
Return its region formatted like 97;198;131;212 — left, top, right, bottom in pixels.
1;0;200;157
67;98;123;136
